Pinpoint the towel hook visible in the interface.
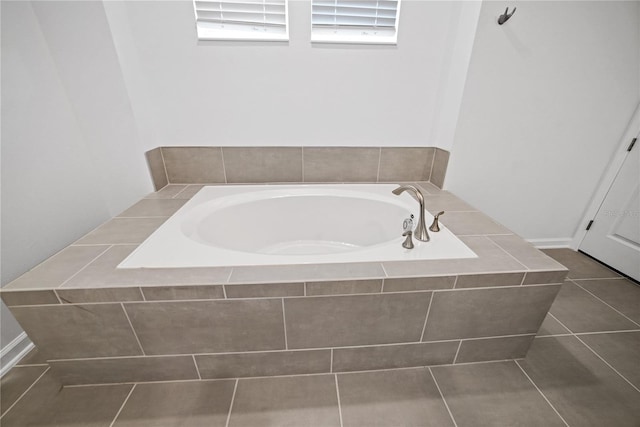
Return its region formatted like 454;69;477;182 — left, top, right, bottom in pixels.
498;7;516;25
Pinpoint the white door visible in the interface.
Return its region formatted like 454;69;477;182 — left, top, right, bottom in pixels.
580;134;640;281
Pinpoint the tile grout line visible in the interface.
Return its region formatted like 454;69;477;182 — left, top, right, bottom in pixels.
419;293;434;341
330;348;334;373
334;374;344;427
281;298;289;350
225;379;239;427
570;279;640;327
109;383;136;427
519;273;527;286
452;275;459;289
159;147;170;185
0;366;50;421
428;367;458;427
137;287;146;302
573;335;640;394
220;147;228;184
10;283;561;307
380;278;386;293
121;303;146;356
515;360;570;427
548;312;575;334
57;245;113;288
63;360;545;388
192;355;202;380
452;340;462;364
172;185;190;199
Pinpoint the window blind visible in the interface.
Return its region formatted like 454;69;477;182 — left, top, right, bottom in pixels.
194;0;288;41
311;0;400;44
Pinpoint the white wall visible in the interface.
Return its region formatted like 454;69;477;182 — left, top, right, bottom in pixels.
447;1;640;244
1;1;151;352
104;0;480;151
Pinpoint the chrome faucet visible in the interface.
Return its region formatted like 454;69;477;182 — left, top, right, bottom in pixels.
392;185;430;242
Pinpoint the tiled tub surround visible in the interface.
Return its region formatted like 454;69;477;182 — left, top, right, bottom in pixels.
145;146;451;190
1;182;567;385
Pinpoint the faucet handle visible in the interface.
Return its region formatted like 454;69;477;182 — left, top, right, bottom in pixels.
429;211;445;232
402;230;414;249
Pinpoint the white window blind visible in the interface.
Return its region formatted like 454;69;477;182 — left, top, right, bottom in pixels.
311;0;400;44
194;0;288;41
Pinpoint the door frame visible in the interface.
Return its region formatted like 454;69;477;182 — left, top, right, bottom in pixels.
571;103;640;250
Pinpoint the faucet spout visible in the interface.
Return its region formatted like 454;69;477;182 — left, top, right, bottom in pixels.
392;185;430;242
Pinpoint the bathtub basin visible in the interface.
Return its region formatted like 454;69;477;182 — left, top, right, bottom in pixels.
119;184;477;268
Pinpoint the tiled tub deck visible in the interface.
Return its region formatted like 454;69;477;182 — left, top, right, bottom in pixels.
1;181;567;385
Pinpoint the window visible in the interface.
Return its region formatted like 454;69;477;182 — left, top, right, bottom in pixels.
311;0;400;44
193;0;289;41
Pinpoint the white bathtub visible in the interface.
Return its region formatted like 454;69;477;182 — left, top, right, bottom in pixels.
118;184;477;268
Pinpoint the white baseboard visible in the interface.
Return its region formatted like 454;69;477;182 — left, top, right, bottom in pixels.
526;238;573;249
1;333;34;377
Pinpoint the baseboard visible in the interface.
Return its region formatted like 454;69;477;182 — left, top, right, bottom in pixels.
1;333;34;377
526;238;572;249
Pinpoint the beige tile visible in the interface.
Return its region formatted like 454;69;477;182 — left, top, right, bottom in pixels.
455;272;524;289
174;184;204;199
125;299;285;354
162;147;225;184
455;335;535;363
338;368;455;427
575;278;640;324
416;181;443;195
519;336;640;426
74;217;166;245
536;313;571;336
229;375;340;427
113;381;235;427
10;303;143;359
432;361;566;427
196;349;331;379
523;270;569;285
144;184;187;199
423;284;560;341
225;282;304;298
306;279;382;296
1;290;59;306
56;287;143;304
141;285;225;301
303;147;379;182
549;281;637;333
383;276;455;292
377;147;434;182
284;292;432;349
0;371;133;427
423;192;477;212
430;148;450;189
117;199;186;217
16;347;49;366
0;365;48;416
49;356;199;385
229;261;385;284
491;235;569;271
4;245;108;290
578;331;640;389
383;236;526;277
222;147;302;183
63;245;231;288
333;341;458;372
441;211;513;235
543;248;621;279
145;148;168;191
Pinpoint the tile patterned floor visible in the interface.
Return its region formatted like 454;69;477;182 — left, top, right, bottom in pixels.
1;249;639;426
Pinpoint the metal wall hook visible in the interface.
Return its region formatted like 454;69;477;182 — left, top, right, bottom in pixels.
498;7;516;25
